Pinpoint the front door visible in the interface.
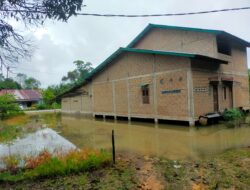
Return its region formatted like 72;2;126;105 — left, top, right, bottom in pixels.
228;85;233;108
213;85;219;112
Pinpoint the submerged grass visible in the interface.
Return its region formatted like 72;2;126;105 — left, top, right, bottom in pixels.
0;115;44;143
0;125;23;143
0;149;111;182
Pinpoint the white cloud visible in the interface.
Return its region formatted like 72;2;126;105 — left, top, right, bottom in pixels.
12;0;250;87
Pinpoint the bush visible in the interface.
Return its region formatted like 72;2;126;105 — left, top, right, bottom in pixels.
223;108;243;121
51;102;61;109
35;102;61;110
36;103;48;110
0;94;23;119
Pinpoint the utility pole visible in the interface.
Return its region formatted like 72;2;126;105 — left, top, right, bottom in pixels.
6;66;10;79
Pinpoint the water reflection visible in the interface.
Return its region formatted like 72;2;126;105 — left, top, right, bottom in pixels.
0;128;76;158
57;115;250;160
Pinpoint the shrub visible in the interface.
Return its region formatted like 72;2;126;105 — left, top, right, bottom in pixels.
0;94;23;119
35;102;61;110
223;108;243;121
2;156;20;171
36;103;48;110
51;102;61;109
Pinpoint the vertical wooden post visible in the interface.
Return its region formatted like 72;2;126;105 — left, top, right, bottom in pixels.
112;129;116;165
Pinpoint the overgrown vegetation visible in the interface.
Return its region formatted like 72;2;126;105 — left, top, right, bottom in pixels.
223;108;244;121
0;94;23;119
156;147;250;189
0;149;111;182
1;158;138;190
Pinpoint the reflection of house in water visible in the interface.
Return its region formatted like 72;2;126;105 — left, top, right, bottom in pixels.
0;89;42;108
61;24;250;126
60;116;250;159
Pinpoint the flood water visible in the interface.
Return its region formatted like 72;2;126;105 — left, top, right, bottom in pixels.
2;113;250;160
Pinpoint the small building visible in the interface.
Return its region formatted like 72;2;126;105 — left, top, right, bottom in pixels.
61;24;250;125
0;89;42;109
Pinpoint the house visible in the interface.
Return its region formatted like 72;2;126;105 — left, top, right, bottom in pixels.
61;24;250;126
0;89;42;108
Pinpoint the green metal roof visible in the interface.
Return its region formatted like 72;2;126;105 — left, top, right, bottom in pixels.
60;47;228;96
127;23;250;47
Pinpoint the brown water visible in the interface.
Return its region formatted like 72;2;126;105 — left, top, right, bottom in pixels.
24;113;250;160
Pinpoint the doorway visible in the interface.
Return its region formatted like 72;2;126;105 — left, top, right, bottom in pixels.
212;85;219;112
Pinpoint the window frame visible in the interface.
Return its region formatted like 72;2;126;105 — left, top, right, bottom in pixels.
141;85;150;104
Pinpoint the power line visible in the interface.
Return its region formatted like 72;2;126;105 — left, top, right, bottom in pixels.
76;7;250;17
1;6;250;18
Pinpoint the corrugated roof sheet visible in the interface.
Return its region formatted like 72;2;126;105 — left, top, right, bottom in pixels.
0;90;42;102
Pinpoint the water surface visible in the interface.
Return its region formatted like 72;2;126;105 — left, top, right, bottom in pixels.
4;113;250;160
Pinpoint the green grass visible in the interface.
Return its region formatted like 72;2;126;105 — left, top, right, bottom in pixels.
0;158;138;190
1;166;137;190
0;150;112;183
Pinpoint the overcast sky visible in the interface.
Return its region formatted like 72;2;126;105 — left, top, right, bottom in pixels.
10;0;250;87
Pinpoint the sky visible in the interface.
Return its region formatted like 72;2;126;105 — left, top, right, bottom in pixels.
8;0;250;88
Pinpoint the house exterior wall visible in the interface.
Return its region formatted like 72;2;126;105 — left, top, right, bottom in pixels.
61;27;249;124
133;28;217;58
61;83;92;114
191;44;249;118
91;53;191;121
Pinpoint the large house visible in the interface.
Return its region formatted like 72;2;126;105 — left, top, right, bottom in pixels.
61;24;250;126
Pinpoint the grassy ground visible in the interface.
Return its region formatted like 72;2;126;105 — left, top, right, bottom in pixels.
1;159;138;190
0;148;250;190
156;147;250;190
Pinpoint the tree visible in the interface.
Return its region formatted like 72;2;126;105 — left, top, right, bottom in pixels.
74;60;93;80
0;78;22;89
62;70;79;83
24;77;41;89
62;60;93;84
16;73;27;87
0;0;84;68
0;94;21;119
42;88;56;105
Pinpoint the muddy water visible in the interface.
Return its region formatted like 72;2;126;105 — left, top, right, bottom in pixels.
14;113;250;160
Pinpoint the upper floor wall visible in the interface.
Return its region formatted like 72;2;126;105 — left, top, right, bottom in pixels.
92;52;190;83
132;28;217;58
131;28;248;74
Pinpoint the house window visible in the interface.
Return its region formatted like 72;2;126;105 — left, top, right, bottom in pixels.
217;36;231;55
141;85;149;104
223;86;227;100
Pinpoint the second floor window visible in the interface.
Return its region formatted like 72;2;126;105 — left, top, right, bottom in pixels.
141;85;149;104
217;36;232;56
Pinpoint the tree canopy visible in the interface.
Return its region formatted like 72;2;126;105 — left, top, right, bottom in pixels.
0;77;22;89
0;0;84;69
62;60;93;84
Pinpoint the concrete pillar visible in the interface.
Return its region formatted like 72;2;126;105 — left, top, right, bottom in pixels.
189;120;195;127
154;118;158;124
